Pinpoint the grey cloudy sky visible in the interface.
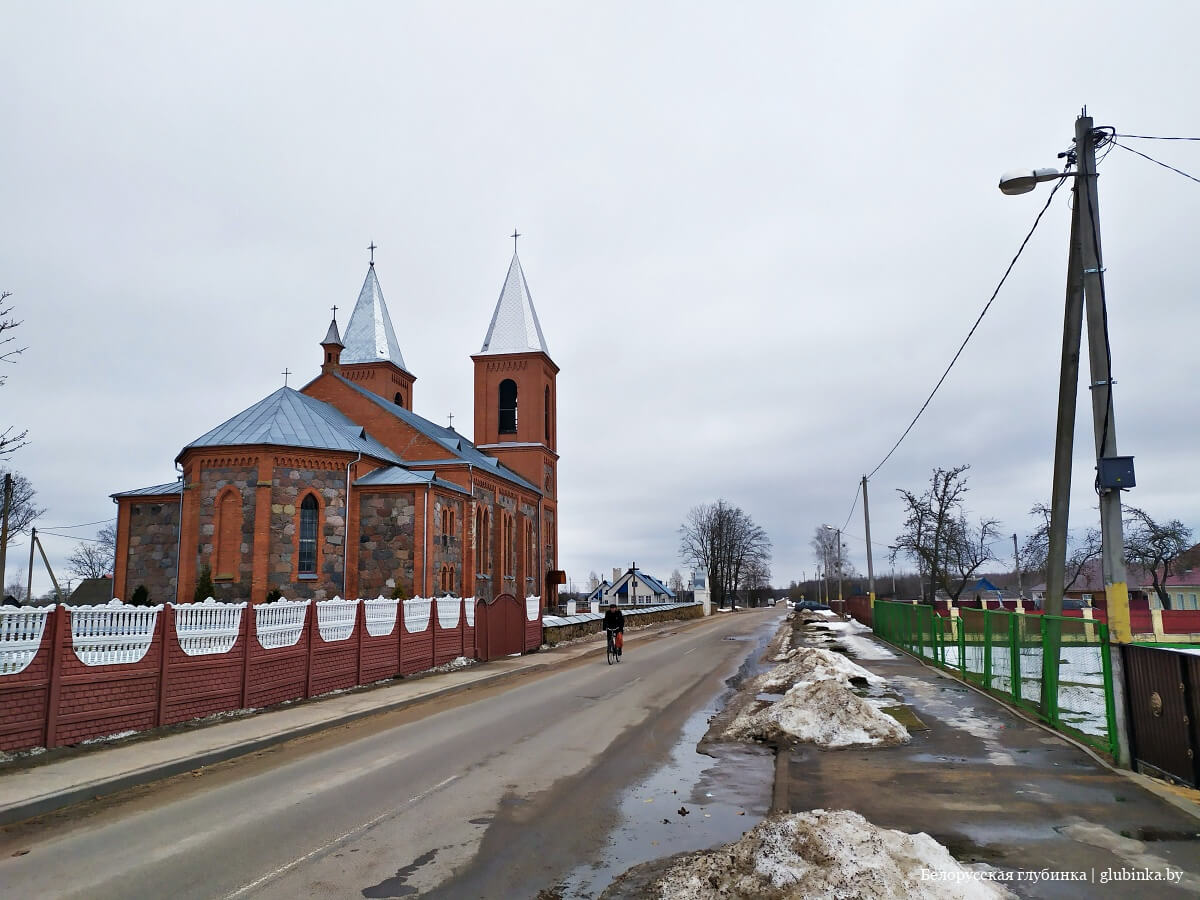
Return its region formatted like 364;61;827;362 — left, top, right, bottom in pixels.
2;1;1197;597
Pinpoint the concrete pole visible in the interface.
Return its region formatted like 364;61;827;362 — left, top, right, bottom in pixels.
836;528;843;606
26;526;36;603
1075;113;1132;646
862;477;876;608
0;473;11;591
1013;533;1023;598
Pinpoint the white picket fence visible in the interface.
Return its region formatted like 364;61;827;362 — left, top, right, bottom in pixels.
363;596;399;637
0;594;496;673
526;595;541;622
0;605;54;676
65;599;164;666
172;598;246;656
255;598;310;649
316;597;358;643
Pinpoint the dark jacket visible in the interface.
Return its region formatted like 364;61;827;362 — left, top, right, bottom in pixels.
603;608;625;631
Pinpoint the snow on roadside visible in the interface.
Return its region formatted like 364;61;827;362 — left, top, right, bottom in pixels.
650;809;1013;899
724;679;910;748
753;646;883;693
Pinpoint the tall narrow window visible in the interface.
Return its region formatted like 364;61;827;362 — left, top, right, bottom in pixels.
498;379;518;434
299;494;319;575
544;386;551;443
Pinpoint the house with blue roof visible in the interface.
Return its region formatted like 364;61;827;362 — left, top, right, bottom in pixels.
111;244;561;609
600;566;677;606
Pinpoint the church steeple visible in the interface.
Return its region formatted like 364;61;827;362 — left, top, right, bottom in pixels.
320;309;344;374
330;251;417;410
479;247;550;357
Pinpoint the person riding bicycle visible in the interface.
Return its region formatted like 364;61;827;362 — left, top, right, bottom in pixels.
603;602;625;657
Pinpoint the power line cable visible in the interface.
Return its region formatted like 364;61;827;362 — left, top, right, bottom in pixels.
41;517;116;530
839;482;862;533
865;173;1069;481
1111;140;1200;185
1114;133;1200;141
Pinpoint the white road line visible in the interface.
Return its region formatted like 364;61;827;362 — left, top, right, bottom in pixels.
683;648;696;655
223;774;462;899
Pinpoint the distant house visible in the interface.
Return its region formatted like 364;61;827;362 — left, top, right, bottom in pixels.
1029;560;1152;610
602;566;677;606
1145;571;1200;611
586;580;610;605
70;577;114;605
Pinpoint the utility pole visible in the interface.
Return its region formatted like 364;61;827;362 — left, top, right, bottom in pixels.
1013;533;1023;599
0;473;12;591
836;528;843;606
862;476;876;608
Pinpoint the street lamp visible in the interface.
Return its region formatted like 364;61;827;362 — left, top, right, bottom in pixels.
997;112;1132;642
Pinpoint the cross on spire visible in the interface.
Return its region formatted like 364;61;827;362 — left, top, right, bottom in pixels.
368;241;377;265
447;412;455;429
282;367;292;387
511;228;521;253
331;304;338;319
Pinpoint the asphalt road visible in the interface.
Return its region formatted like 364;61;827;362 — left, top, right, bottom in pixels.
0;608;782;900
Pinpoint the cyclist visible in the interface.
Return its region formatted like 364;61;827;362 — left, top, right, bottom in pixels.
603;602;625;659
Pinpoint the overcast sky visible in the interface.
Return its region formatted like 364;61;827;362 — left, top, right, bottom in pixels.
2;1;1198;598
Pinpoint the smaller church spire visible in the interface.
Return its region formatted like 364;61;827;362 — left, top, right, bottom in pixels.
322;304;344;347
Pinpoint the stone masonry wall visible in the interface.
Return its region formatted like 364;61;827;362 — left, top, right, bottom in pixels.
431;493;464;596
195;465;257;603
124;500;180;603
270;465;346;601
473;483;495;602
357;490;416;599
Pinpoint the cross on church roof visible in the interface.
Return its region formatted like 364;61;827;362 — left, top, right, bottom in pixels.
447;412;455;429
368;241;377;265
511;229;520;252
282;367;292;387
331;304;338;319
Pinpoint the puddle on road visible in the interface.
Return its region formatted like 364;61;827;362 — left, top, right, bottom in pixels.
555;622;778;899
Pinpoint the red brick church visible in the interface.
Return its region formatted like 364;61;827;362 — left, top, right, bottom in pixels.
111;246;560;608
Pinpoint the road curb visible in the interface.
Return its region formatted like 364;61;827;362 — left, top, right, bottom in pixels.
0;664;546;827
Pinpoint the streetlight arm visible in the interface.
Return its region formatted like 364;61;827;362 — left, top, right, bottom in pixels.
998;167;1067;195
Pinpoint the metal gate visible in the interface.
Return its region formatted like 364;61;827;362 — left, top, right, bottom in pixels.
475;594;524;662
1121;643;1200;787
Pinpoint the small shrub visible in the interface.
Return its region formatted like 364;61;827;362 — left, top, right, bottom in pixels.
265;587;283;603
391;582;409;601
131;585;150;606
193;565;214;603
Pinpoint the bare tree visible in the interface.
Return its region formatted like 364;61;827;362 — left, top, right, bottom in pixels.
668;568;684;593
68;524;117;580
1020;502;1102;591
810;526;852;580
890;465;999;603
1123;506;1194;609
679;499;772;608
4;569;26;604
1;293;28;459
0;469;43;550
586;570;601;592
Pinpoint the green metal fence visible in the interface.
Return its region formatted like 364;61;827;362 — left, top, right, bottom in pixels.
872;601;1117;757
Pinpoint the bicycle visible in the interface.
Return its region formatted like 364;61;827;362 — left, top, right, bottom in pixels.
606;627;622;665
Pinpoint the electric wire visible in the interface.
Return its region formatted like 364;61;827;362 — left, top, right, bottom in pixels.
864;173;1069;483
1111;140;1200;185
40;517;116;530
1114;133;1200;141
839;482;861;533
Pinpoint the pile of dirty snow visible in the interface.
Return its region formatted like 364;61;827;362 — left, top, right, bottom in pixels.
725;679;909;748
431;656;477;673
815;619;897;660
754;646;883;693
651;809;1012;899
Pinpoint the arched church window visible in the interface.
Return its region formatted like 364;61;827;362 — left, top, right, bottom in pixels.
498;379;518;434
215;488;242;580
394;392;404;406
299;494;319;576
544;386;550;443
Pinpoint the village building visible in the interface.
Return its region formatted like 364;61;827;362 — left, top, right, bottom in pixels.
601;566;677;606
111;247;561;608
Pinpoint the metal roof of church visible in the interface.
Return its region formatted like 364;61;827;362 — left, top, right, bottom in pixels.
355;466;470;494
179;387;404;464
478;252;550;356
111;480;183;498
332;374;541;494
341;264;409;370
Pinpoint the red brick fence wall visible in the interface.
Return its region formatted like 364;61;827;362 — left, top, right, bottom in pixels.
0;594;530;753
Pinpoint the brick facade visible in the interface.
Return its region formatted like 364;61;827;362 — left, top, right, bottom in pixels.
269;461;348;601
357;490;417;599
195;463;257;601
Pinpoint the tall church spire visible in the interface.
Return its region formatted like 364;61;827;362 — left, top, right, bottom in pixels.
479;247;550;356
341;263;409;371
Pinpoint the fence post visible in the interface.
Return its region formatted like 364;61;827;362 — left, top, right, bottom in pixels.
155;605;171;727
1100;623;1119;759
983;609;992;691
355;599;364;687
958;611;967;678
43;606;67;749
240;604;254;709
1009;611;1021;703
303;603;316;698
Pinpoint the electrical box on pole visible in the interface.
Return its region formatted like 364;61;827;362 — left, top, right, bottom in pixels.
1097;456;1135;491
